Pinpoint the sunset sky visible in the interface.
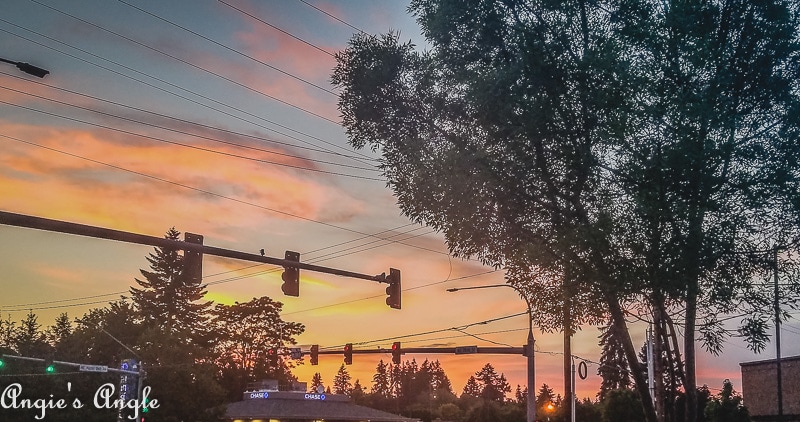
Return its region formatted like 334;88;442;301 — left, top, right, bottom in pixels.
1;0;798;402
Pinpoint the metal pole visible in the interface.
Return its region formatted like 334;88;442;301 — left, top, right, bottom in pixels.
571;356;576;422
527;319;536;422
775;248;783;421
447;284;535;422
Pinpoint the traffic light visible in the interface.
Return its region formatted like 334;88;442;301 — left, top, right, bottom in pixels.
281;251;300;297
385;268;401;309
184;233;204;285
310;345;319;365
266;347;279;366
0;357;5;369
45;359;55;373
391;342;401;365
344;343;353;365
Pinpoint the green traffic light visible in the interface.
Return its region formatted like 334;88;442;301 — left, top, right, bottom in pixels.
45;364;55;373
0;359;5;369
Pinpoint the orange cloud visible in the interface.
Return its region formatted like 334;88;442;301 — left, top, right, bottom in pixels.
0;120;365;237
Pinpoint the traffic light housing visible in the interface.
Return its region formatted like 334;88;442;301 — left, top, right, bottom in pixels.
184;233;204;285
391;342;401;365
385;268;401;309
310;345;319;365
267;348;279;365
281;251;300;297
344;343;353;365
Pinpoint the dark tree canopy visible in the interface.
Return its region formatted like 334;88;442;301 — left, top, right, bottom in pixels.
333;1;800;421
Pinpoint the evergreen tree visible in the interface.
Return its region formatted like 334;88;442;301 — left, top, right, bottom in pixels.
13;310;50;356
130;227;211;340
333;363;353;394
45;312;72;348
0;313;16;350
514;385;528;405
598;322;633;401
351;379;366;402
535;383;555;409
474;363;511;402
704;380;749;422
310;372;324;393
372;360;391;397
461;375;482;398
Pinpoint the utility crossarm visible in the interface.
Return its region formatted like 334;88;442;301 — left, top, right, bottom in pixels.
0;210;389;284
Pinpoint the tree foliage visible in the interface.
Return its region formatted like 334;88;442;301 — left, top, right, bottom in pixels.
129;227;212;340
333;1;800;421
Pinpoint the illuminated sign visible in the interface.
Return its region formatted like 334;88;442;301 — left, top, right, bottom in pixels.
248;391;269;399
304;393;326;401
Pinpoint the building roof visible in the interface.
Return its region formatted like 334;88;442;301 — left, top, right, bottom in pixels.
225;391;419;422
740;354;800;367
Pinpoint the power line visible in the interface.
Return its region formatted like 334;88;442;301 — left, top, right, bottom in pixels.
29;0;336;96
0;99;383;181
218;0;336;57
0;70;370;163
321;311;529;350
0;86;379;176
297;0;368;35
0;23;374;164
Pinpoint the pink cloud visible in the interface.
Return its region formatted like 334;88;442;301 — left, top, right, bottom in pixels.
0;121;365;236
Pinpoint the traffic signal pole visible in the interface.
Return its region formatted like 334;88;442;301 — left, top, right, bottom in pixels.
0;210;392;286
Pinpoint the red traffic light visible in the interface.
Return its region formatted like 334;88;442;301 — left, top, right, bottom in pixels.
391;342;401;365
344;343;353;365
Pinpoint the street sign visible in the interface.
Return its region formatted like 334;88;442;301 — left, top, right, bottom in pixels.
79;364;108;372
455;346;478;354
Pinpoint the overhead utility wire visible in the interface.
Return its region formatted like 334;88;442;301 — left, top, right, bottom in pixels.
28;0;335;97
0;224;425;310
0;25;374;165
275;268;494;318
321;311;529;350
0;232;493;313
0;85;378;174
0;99;382;181
0;133;451;257
297;0;368;34
0;71;366;162
218;0;335;57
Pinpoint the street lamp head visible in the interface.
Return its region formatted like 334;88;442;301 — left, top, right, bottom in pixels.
15;62;49;78
446;288;459;292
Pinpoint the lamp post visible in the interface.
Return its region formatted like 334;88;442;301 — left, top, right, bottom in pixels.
447;284;535;422
0;57;49;78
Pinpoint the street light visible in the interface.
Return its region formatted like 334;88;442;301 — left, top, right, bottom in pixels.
447;284;536;422
0;57;49;78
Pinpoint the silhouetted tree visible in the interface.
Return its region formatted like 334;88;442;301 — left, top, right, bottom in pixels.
129;227;211;340
334;364;353;394
704;379;749;422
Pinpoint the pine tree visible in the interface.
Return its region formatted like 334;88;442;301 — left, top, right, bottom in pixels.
598;322;632;401
333;363;352;395
474;363;511;402
13;310;50;356
372;360;391;397
462;376;482;398
45;312;72;347
536;383;555;410
130;227;212;340
310;372;324;393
